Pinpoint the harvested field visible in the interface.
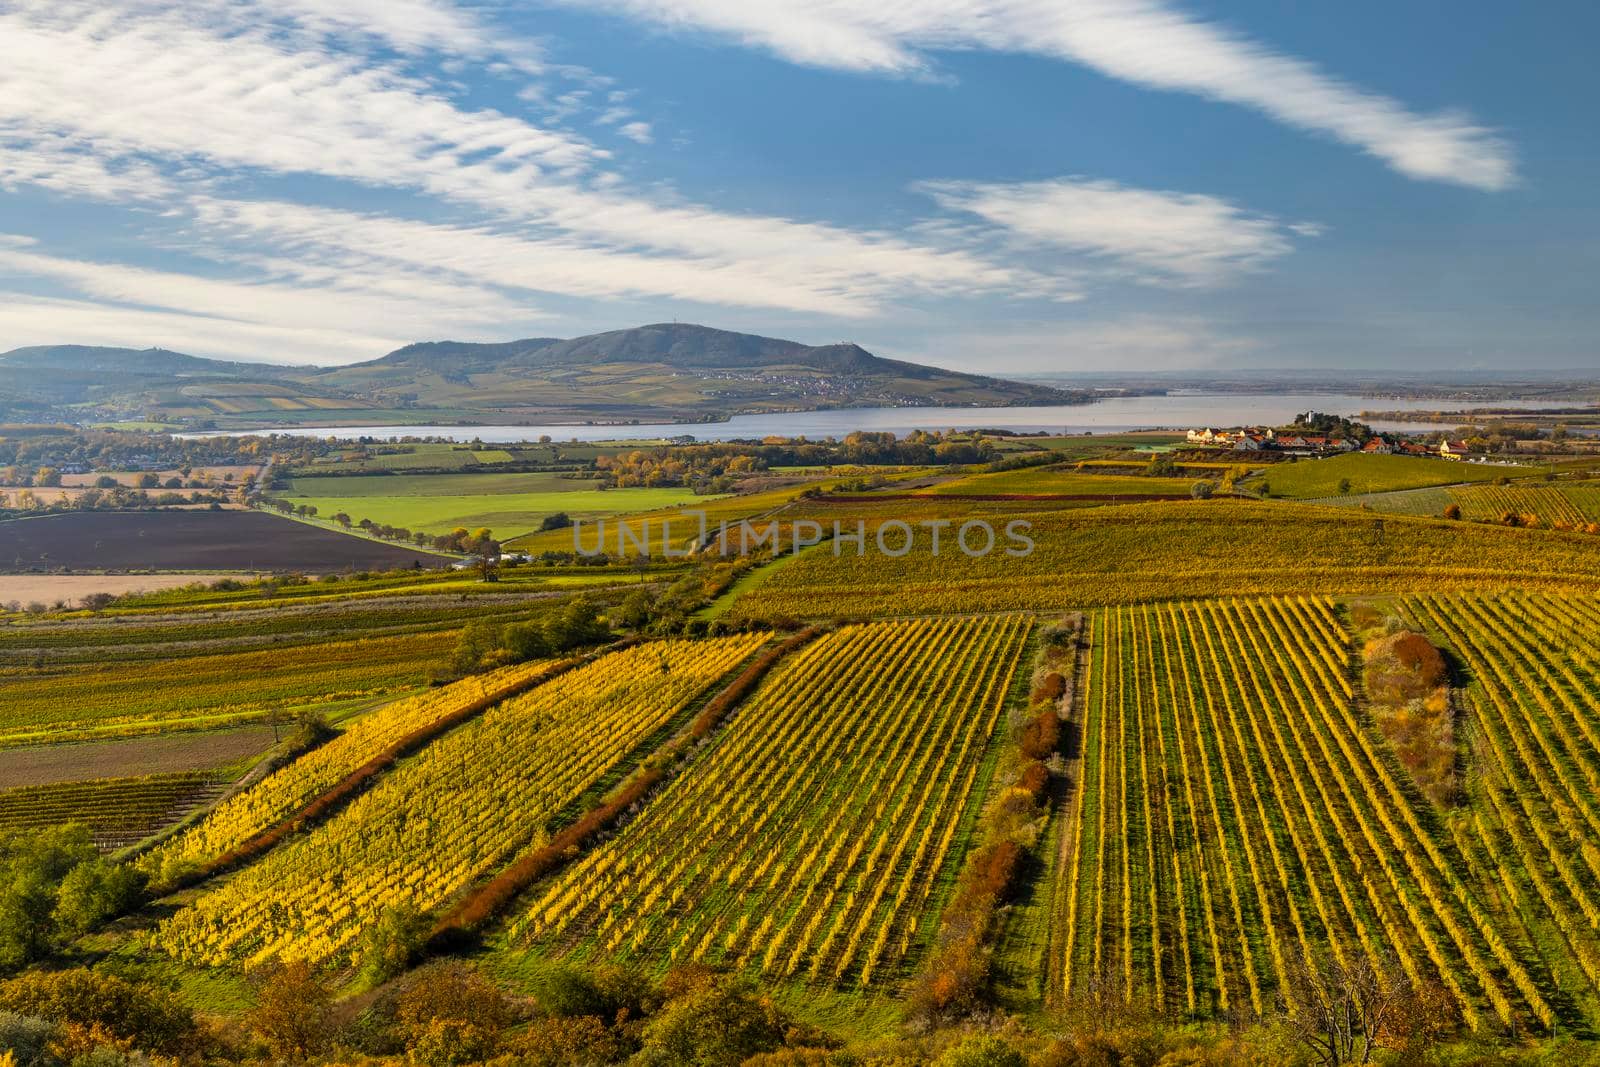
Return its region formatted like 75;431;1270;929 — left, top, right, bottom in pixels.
0;573;258;607
0;726;277;789
53;465;263;488
0;510;449;572
0;487;223;504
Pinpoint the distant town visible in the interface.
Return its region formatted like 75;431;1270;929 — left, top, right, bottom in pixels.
1186;425;1479;460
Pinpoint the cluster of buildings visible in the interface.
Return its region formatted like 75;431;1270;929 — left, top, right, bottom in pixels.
1185;427;1474;459
1185;427;1354;453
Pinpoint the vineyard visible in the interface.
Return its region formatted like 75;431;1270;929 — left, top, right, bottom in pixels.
729;501;1600;619
1313;483;1600;526
922;469;1198;497
147;657;568;871
153;635;766;966
1410;592;1600;1023
0;630;452;746
1055;597;1556;1031
0;576;641;746
516;615;1031;987
0;771;215;848
1248;452;1510;498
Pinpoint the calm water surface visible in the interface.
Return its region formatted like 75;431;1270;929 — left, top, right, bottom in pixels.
188;393;1581;443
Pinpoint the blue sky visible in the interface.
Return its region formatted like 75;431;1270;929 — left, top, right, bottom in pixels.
0;0;1591;373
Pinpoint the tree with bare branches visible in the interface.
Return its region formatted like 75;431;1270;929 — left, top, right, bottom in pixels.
1287;952;1411;1066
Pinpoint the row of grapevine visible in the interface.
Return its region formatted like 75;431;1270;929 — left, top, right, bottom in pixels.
515;615;1032;988
1448;486;1596;526
1411;592;1600;1019
0;771;212;846
149;657;566;869
1057;597;1550;1030
153;634;767;966
1309;485;1600;528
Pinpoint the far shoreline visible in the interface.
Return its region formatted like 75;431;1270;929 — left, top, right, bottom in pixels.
174;391;1588;444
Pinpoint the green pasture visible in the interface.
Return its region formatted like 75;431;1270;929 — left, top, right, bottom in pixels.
279;473;716;537
1248;451;1520;499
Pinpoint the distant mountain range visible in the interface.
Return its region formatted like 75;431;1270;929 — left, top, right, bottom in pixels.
0;323;1085;428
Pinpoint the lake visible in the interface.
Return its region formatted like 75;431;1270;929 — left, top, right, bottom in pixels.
187;393;1583;444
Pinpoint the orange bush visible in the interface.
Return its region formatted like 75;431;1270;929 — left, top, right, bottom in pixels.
1019;709;1061;762
1018;760;1050;799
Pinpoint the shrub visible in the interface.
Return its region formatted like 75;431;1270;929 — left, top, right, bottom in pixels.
937;1034;1028;1067
360;905;430;986
635;982;789;1067
508;1013;624;1065
1363;629;1457;806
249;960;333;1060
532;964;607;1019
0;1011;55;1067
1031;672;1065;703
1018;709;1060;762
1017;760;1050;800
396;964;515;1067
0;970;196;1057
52;861;145;936
0;826;104;970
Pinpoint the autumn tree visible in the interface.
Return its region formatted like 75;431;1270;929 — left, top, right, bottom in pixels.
249;960;334;1060
1286;953;1410;1066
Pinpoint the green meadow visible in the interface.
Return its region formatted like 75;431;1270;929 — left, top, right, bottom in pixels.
1248;450;1519;498
280;472;713;537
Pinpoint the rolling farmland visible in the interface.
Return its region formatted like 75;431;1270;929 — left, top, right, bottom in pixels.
18;440;1600;1061
920;468;1198;498
517;616;1031;986
1249;452;1513;498
277;471;714;538
0;629;457;746
0;573;642;745
729;501;1600;619
155;635;766;966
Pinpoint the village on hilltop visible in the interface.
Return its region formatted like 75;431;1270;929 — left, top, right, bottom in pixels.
1186;425;1476;459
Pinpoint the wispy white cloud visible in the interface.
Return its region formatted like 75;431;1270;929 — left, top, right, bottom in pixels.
191;197;1067;318
921;176;1317;286
0;239;538;354
559;0;1515;190
0;0;1359;369
0;0;1079;335
912;313;1264;372
617;121;655;144
0;2;599;189
0;292;398;364
0;135;179;203
238;0;518;59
